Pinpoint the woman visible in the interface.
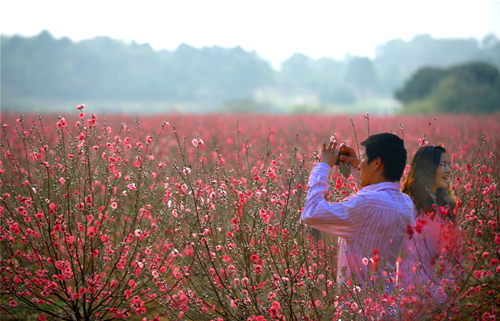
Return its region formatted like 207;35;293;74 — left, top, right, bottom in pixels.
398;145;461;312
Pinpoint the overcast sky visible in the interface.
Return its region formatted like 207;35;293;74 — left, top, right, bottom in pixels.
2;1;499;64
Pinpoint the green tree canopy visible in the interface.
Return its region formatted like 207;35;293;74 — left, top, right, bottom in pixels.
397;62;500;113
395;67;446;103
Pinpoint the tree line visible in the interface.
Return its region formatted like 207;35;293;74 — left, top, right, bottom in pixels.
2;31;500;111
396;62;500;113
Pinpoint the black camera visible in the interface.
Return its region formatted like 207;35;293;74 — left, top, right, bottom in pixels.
335;153;353;178
335;151;350;166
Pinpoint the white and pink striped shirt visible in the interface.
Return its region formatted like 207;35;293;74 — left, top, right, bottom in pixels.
302;163;415;289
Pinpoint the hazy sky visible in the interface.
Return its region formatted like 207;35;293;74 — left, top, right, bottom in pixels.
2;1;499;64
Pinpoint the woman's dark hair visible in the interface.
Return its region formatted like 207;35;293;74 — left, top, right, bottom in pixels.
402;145;455;221
360;132;407;182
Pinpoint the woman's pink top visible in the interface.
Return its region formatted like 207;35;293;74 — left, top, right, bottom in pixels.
398;209;460;299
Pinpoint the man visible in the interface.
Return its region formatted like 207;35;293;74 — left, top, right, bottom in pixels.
302;133;415;291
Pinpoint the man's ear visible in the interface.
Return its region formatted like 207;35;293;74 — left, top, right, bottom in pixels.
373;157;383;171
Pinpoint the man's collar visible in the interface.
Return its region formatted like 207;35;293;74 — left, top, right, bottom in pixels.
360;182;401;192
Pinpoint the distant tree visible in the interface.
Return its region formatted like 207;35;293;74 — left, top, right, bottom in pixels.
431;63;500;113
314;58;345;88
279;53;316;91
1;31;275;103
395;67;446;103
450;62;499;84
398;62;500;113
345;57;377;91
481;33;499;50
485;77;500;113
375;34;488;71
279;54;346;97
319;86;356;105
3;31;500;111
376;64;405;95
375;33;500;99
478;33;500;69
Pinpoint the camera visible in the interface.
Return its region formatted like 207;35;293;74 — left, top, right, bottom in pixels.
335;152;352;178
335;150;350;166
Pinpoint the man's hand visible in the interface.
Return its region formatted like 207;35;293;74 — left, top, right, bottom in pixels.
321;141;338;168
338;144;360;168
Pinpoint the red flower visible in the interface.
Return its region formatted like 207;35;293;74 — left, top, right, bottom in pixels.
406;224;414;239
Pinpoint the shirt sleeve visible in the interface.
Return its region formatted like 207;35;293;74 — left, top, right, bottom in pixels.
301;162;366;241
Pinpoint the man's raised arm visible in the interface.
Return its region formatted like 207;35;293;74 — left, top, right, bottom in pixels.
301;141;366;241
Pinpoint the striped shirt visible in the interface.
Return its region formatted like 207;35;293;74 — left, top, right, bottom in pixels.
302;162;415;289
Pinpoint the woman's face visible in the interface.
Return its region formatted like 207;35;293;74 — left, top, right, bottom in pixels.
431;152;451;193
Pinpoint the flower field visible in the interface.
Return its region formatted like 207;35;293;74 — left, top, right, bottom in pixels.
1;108;499;320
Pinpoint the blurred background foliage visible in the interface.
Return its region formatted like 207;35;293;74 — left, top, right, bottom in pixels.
1;30;499;114
396;62;500;113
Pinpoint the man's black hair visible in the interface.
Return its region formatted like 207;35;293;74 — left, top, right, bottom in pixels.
360;132;407;182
